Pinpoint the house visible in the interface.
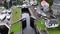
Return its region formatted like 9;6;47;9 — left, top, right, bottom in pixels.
29;0;37;5
0;14;6;21
1;9;7;14
45;19;59;28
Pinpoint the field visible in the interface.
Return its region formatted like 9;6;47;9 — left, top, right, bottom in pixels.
10;7;21;34
10;22;21;34
36;20;46;30
11;7;21;24
47;28;60;34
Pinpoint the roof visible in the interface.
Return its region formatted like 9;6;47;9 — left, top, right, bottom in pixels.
7;9;11;13
6;15;11;19
49;20;58;24
2;9;6;13
0;14;6;20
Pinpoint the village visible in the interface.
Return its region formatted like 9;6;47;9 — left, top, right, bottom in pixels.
0;0;60;34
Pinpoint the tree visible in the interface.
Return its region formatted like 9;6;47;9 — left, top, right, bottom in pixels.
46;0;53;6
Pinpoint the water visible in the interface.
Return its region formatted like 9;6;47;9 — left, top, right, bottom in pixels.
22;13;36;34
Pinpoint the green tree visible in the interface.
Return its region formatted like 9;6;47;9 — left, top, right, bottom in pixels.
46;0;53;6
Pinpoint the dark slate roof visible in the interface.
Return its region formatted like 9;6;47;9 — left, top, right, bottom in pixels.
49;20;58;24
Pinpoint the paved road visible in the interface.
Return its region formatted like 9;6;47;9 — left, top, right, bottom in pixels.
22;11;36;34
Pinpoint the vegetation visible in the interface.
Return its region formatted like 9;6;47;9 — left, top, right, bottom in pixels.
47;19;60;34
10;22;21;34
10;8;21;34
4;2;12;9
47;28;60;34
36;20;46;30
12;8;21;24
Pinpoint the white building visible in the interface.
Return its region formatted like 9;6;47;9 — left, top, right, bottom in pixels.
0;14;6;21
45;19;59;28
29;0;37;5
23;0;37;5
1;9;7;14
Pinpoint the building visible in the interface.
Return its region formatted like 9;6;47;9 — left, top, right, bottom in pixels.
45;19;59;28
29;0;37;5
0;14;6;21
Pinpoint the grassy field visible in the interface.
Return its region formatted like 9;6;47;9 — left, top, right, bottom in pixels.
10;22;21;34
36;20;46;30
10;7;21;34
47;28;60;34
11;7;21;24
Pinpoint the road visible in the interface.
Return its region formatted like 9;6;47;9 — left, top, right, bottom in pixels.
19;8;36;34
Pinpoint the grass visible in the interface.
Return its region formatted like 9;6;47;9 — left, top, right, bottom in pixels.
10;7;21;34
47;28;60;34
36;20;46;30
36;19;60;34
12;7;21;24
10;22;21;34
